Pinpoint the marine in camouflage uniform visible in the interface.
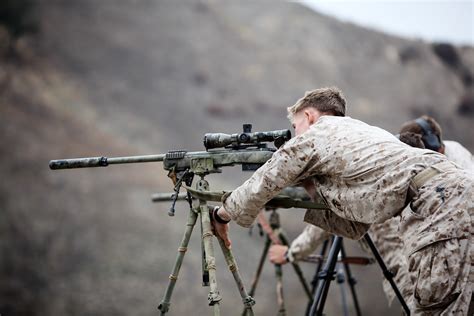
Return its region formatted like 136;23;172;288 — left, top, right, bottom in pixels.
399;116;474;314
286;124;474;309
216;89;472;315
443;140;473;171
286;219;412;307
399;115;473;172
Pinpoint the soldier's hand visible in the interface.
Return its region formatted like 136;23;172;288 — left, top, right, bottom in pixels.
211;206;232;249
269;244;289;264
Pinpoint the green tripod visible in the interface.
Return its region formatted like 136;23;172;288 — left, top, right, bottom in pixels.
153;187;329;316
153;177;255;316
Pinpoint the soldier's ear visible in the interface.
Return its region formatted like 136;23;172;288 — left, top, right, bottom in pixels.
304;110;311;123
305;109;316;125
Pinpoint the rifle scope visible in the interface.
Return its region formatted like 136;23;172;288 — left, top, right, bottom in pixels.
204;128;291;150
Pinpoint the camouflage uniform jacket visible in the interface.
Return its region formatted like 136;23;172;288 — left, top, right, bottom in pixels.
444;140;473;171
288;224;331;261
223;116;473;314
223;116;445;240
289;138;473;294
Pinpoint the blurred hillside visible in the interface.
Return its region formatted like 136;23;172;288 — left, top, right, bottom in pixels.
1;1;473;315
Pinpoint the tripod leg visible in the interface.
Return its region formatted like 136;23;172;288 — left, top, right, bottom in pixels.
340;244;362;316
275;262;286;316
158;207;198;315
335;261;349;316
201;218;210;286
306;240;329;316
269;212;287;316
241;237;271;316
309;236;343;316
279;232;312;299
249;237;271;297
216;237;256;316
363;234;410;315
198;179;221;315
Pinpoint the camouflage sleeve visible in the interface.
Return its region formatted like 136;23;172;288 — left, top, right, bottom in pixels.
223;134;321;227
289;225;332;261
304;209;371;240
444;140;474;171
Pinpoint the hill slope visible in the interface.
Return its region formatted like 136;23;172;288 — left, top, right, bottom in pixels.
1;1;472;315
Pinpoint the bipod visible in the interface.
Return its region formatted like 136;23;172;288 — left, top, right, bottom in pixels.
155;176;255;316
307;234;410;315
242;209;312;316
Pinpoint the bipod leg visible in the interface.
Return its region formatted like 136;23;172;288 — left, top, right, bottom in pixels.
216;237;255;316
340;244;361;316
241;236;271;316
158;206;198;315
309;236;343;316
274;255;286;316
201;216;210;286
279;232;312;299
363;234;410;315
306;240;329;316
197;178;222;315
269;211;286;315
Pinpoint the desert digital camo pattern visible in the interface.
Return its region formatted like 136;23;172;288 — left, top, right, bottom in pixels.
223;116;472;315
289;225;331;261
399;165;472;315
369;216;413;307
223;116;444;227
444;140;474;171
288;218;413;306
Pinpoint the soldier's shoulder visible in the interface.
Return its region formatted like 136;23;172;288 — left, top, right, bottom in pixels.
444;140;471;154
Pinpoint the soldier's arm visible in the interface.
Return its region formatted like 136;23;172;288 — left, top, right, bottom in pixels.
289;224;332;261
222;134;321;227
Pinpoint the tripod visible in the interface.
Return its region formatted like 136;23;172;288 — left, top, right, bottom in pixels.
308;234;411;316
242;209;312;316
152;187;328;315
156;176;255;316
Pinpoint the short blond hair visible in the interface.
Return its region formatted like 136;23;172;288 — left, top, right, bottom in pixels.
287;87;346;121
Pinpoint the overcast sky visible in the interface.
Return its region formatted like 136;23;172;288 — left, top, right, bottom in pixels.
298;0;473;46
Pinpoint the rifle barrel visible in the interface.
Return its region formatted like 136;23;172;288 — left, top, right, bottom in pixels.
151;192;189;202
49;154;166;170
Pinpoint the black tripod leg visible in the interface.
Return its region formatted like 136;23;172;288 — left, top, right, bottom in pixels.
335;260;349;316
305;240;329;316
309;236;343;316
340;244;361;316
363;234;410;315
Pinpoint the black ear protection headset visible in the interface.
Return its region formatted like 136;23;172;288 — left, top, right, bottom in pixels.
415;118;442;151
